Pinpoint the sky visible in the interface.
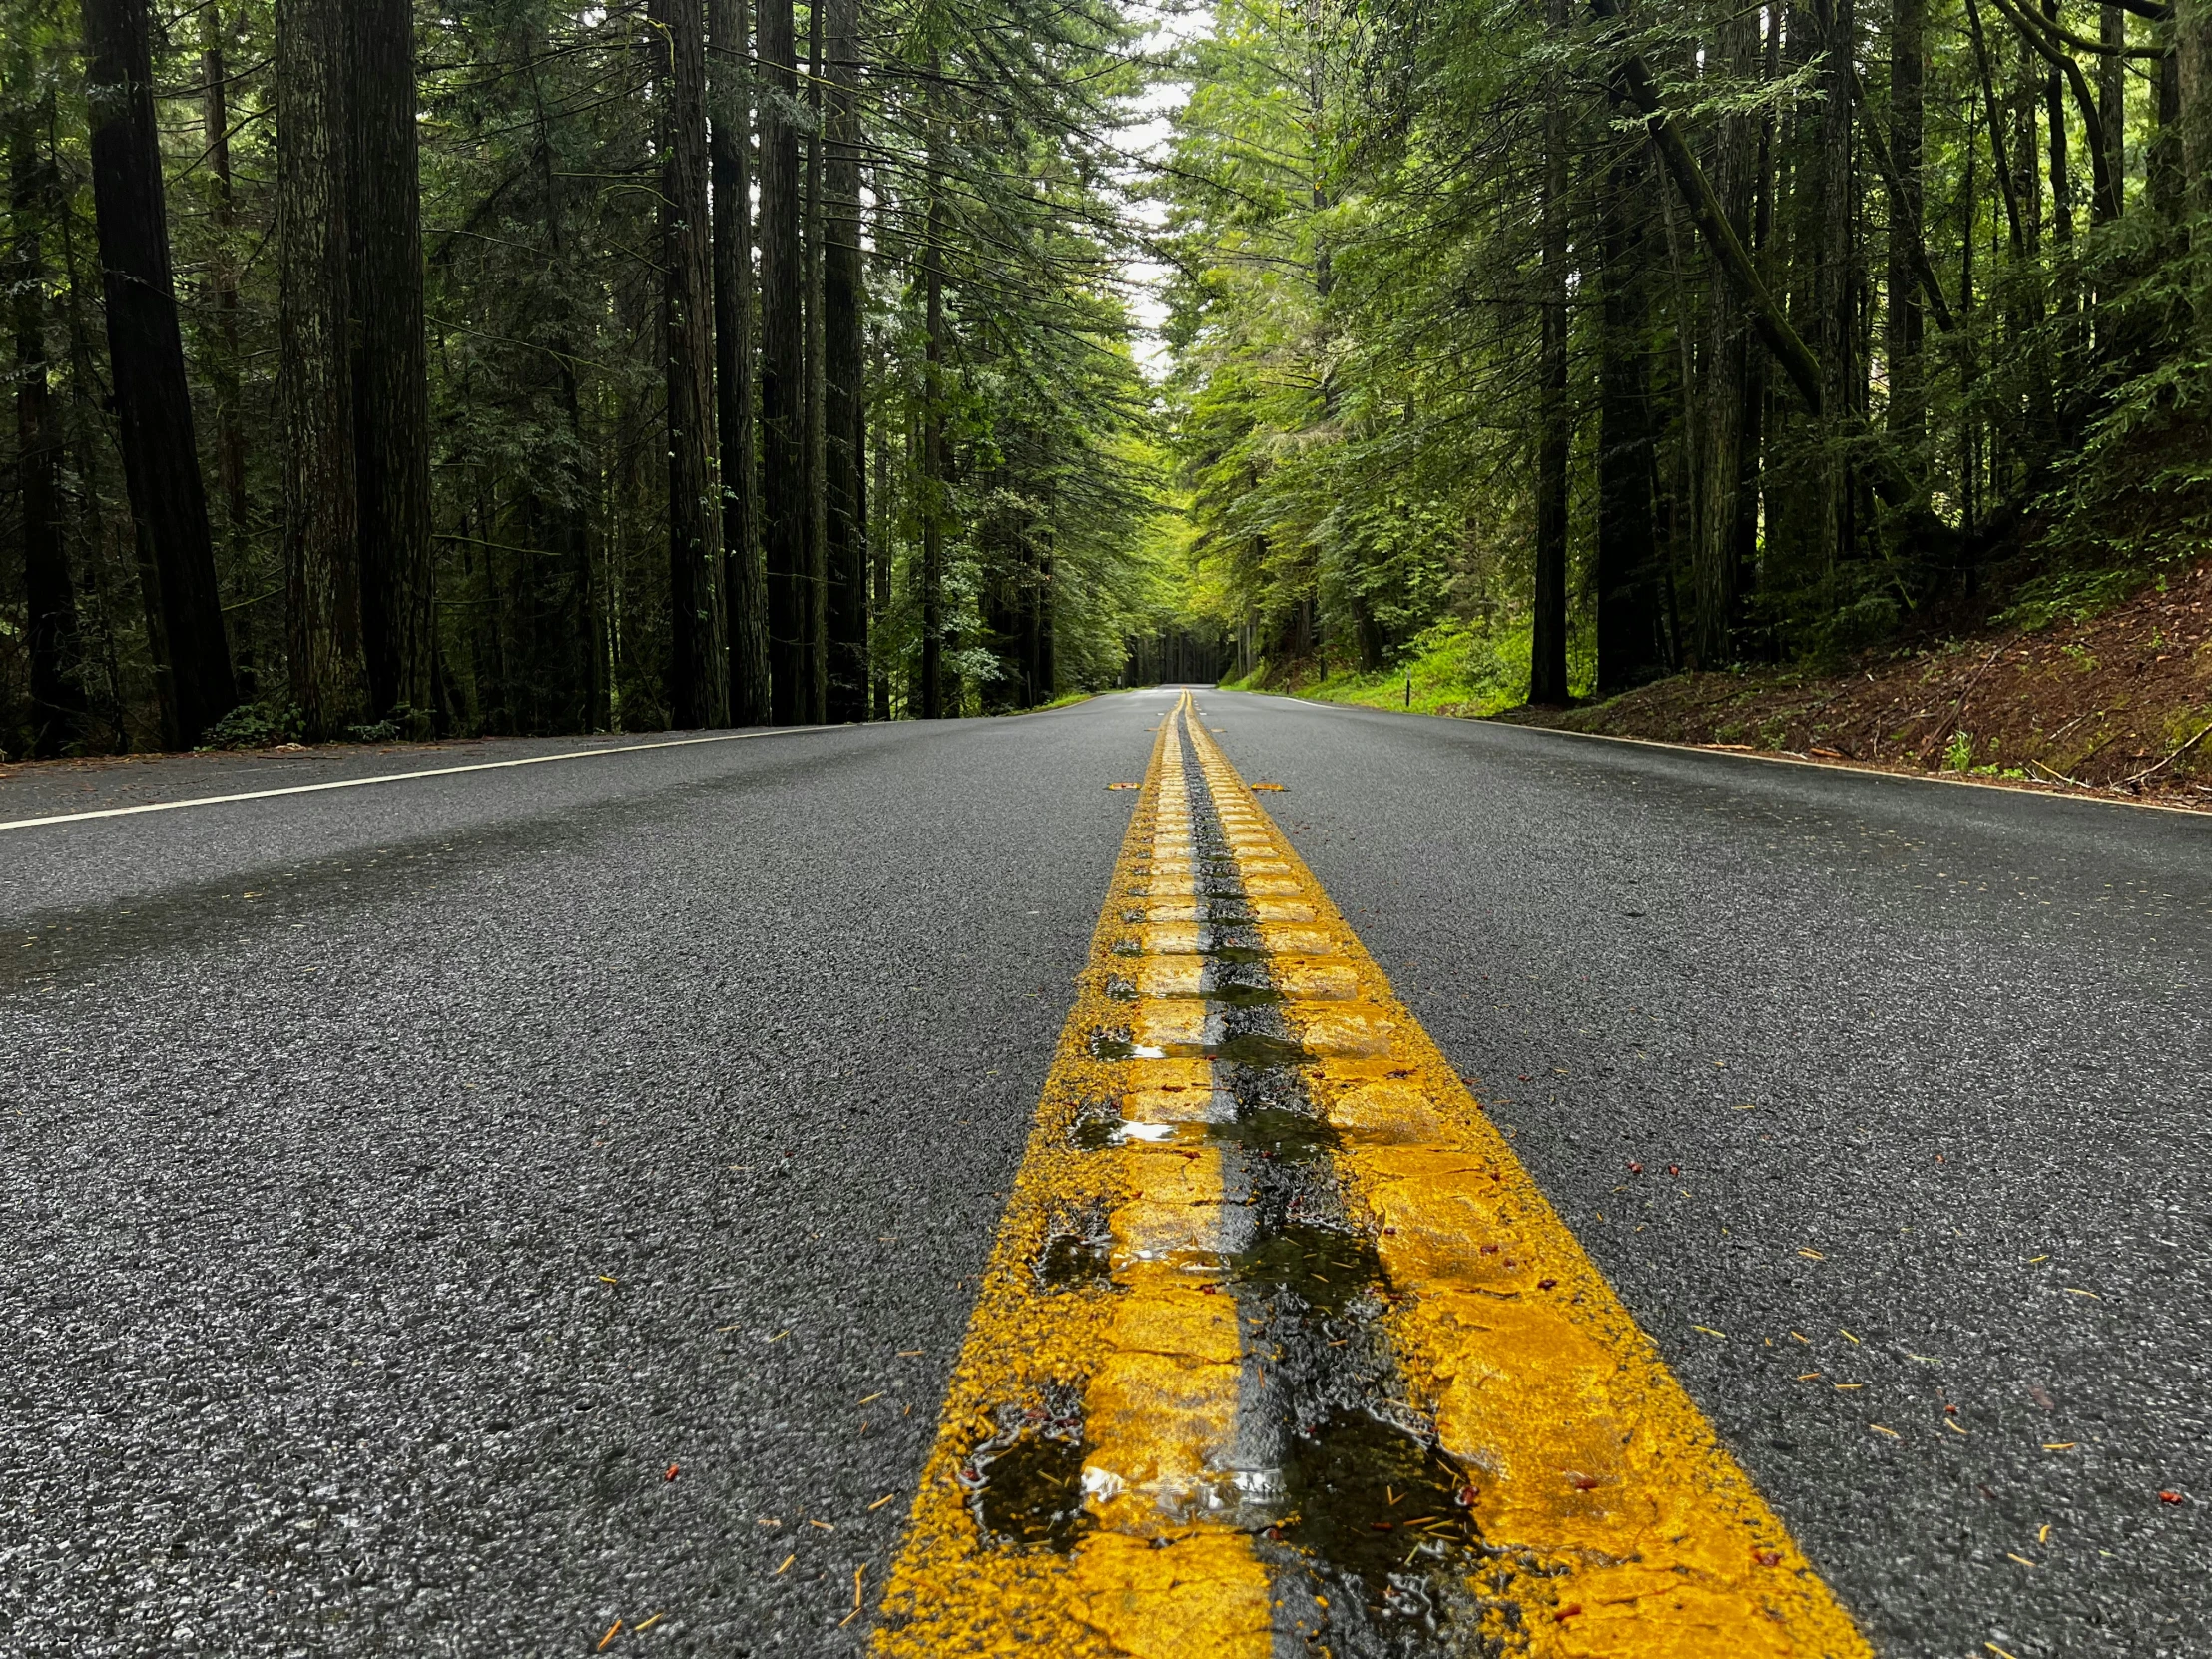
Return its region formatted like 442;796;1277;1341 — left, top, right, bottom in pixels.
1113;1;1210;379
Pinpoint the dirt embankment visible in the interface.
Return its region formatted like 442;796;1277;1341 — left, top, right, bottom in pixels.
1499;560;2212;811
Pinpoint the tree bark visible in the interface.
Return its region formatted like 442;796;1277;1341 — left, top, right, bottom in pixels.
82;0;236;745
710;0;772;725
871;339;893;719
653;0;729;728
2043;0;2076;250
1530;0;1571;706
823;0;869;722
2150;19;2182;218
2179;0;2212;219
350;0;435;725
801;0;828;722
1693;5;1758;668
200;9;250;560
276;0;369;738
2099;4;2127;213
11;103;87;756
1890;0;1927;445
760;0;807;721
919;181;948;719
1816;0;1856;568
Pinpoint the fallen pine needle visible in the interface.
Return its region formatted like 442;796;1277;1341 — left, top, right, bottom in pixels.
1870;1424;1901;1438
897;1349;922;1357
1987;1645;2022;1659
633;1612;664;1634
773;1553;796;1576
858;1392;882;1404
768;1330;789;1343
867;1492;897;1511
597;1276;619;1286
2037;1524;2051;1543
2043;1442;2077;1451
1946;1420;1969;1436
1796;1372;1822;1382
1692;1325;1728;1339
2006;1553;2037;1568
1789;1330;1810;1344
596;1620;623;1651
2063;1287;2101;1299
1798;1249;1826;1260
810;1519;835;1531
1839;1328;1861;1344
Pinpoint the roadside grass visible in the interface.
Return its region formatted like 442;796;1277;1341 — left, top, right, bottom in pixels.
1225;619;1592;715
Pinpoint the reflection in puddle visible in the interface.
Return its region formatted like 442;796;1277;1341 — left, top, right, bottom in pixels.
963;1395;1093;1553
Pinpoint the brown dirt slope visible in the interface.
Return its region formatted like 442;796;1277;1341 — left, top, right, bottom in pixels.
1498;558;2212;811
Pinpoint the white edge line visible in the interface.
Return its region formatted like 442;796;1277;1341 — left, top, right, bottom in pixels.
0;726;825;832
1222;688;2210;820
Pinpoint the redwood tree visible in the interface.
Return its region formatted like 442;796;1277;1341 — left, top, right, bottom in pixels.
652;0;728;727
81;0;235;745
711;0;772;725
760;0;808;721
276;0;369;738
350;0;435;725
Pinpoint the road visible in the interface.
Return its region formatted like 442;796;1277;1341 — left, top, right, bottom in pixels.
2;688;2204;1657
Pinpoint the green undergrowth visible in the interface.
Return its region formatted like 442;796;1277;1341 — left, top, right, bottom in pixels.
1225;619;1592;715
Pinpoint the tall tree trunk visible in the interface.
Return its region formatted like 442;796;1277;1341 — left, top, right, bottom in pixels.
919;181;948;719
11;102;87;756
801;0;828;722
710;0;772;724
200;9;250;565
1890;0;1927;447
2180;0;2212;227
1741;5;1781;619
2098;4;2126;216
1530;0;1571;706
823;0;869;722
1592;104;1663;699
2150;19;2184;218
276;0;368;738
1694;6;1758;668
351;0;434;725
1816;0;1857;570
760;0;806;721
652;0;728;728
871;338;893;719
82;0;236;745
2044;0;2075;254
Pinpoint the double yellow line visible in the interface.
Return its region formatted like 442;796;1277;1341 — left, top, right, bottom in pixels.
874;693;1868;1656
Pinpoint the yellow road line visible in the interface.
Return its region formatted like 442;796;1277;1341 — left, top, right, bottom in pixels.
875;693;1868;1656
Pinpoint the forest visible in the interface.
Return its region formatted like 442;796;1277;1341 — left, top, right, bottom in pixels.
3;0;2209;756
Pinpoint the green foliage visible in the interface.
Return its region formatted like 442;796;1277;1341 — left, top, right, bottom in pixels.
198;702;304;751
1151;0;2212;707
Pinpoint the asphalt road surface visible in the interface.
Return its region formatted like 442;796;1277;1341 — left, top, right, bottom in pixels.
4;688;2204;1657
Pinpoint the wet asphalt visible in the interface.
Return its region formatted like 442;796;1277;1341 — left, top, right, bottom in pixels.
3;686;2205;1658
